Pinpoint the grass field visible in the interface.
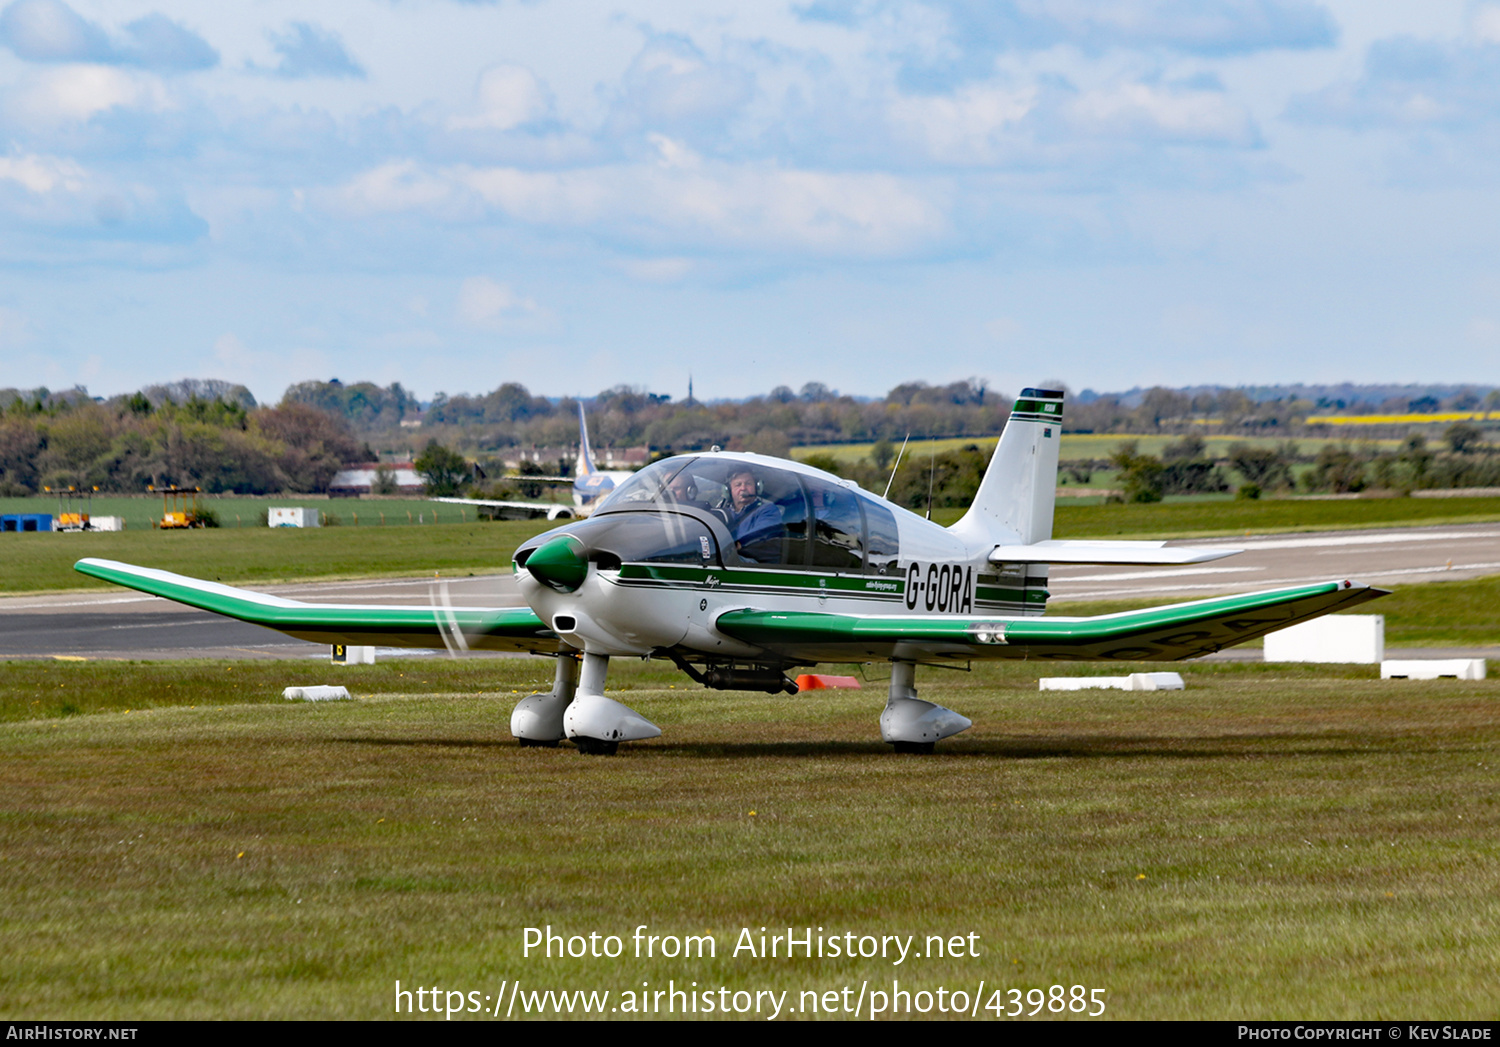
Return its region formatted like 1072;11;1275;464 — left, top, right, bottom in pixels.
1;658;1495;1019
793;434;1409;467
0;493;502;533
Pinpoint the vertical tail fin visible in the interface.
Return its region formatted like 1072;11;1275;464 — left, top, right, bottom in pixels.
949;388;1064;547
575;403;597;477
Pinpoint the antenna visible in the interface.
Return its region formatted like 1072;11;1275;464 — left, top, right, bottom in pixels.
882;433;911;500
926;445;936;521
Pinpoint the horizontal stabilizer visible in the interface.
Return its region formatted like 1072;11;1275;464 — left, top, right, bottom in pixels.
717;580;1388;663
989;539;1241;566
73;558;561;653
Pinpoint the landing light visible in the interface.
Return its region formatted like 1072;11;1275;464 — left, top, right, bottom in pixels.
968;622;1008;645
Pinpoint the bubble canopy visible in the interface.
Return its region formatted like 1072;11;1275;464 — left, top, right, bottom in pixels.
590;455;900;573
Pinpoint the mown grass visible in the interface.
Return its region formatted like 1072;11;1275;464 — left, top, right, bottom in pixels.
0;520;554;594
0;658;1495;1019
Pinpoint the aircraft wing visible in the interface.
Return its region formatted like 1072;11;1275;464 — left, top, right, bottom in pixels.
715;580;1388;663
73;558;563;653
989;539;1241;565
433;497;577;521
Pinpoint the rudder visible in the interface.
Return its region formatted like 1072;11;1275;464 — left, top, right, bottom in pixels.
948;387;1064;548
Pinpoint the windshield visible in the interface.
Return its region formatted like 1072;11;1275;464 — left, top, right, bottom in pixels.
594;455;900;571
592;457;700;511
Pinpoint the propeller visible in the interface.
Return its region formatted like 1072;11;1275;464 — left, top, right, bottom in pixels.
431;575;470;657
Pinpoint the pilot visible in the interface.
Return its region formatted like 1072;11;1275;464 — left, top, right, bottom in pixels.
719;466;783;560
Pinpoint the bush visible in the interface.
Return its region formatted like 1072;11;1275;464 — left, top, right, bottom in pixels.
1109;441;1165;503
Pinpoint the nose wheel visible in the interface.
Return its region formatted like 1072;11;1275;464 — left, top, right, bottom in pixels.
880;662;970;754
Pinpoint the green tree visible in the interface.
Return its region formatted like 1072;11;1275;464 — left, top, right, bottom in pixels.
415;440;470;497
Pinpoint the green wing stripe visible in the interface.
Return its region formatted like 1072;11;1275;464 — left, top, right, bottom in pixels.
73;558;561;653
716;581;1389;662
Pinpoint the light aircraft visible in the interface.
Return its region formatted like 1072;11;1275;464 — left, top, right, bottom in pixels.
436;404;635;521
75;388;1387;754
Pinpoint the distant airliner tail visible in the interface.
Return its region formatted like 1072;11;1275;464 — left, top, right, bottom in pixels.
948;387;1064;548
576;403;597;477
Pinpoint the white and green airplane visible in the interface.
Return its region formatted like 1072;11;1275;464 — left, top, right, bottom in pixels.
75;389;1387;754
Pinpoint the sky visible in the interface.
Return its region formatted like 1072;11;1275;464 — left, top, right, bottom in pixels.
2;0;1499;405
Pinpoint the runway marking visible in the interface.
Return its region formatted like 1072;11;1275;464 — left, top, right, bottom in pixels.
1203;529;1500;552
1053;566;1262;582
1058;560;1500;600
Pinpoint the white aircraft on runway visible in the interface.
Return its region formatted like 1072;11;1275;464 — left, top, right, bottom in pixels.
436;403;636;521
75;388;1388;754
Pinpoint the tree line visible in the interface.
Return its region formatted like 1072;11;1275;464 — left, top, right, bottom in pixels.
4;377;1496;500
0;389;363;496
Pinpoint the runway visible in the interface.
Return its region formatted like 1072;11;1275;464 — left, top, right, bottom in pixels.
0;574;524;661
1048;523;1500;601
1;523;1497;660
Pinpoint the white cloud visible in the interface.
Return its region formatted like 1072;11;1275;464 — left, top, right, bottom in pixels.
0;151;84;193
451;141;949;258
1471;4;1500;44
0;0;216;70
456;277;553;333
606;35;755;137
447;65;553;132
337;161;456;214
888;84;1036;164
1067;82;1258;145
10;63;169;122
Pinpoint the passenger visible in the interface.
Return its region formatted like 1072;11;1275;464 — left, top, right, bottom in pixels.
664;472;706;510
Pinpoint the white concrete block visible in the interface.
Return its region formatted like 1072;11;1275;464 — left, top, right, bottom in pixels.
1040;672;1185;692
1381;659;1486;681
1263;615;1384;664
1041;676;1133;691
282;685;351;701
331;644;376;665
1131;672;1185;691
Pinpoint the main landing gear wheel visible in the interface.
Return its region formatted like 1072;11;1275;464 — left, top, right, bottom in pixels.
517;737;560;749
573;737;619;756
891;741;935;755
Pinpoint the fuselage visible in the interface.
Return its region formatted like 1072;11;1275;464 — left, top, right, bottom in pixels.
515;452;1050;661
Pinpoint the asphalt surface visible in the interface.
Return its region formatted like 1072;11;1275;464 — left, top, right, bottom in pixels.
2;522;1498;660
